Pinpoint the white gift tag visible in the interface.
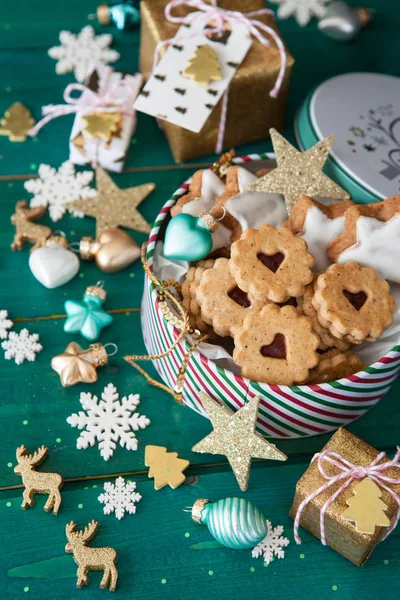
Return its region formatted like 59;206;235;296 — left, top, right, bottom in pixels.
134;20;252;133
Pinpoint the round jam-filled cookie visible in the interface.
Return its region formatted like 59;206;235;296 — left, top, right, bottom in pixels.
181;261;215;334
233;304;319;385
297;277;351;351
312;262;395;343
230;225;314;304
195;258;266;337
170;169;225;218
307;349;365;384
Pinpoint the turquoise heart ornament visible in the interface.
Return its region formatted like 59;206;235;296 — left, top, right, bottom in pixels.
163;214;213;261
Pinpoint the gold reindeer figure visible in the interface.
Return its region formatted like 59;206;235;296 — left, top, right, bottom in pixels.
11;200;51;251
14;445;63;515
65;520;118;591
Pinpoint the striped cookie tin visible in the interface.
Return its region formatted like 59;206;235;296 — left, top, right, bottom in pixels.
142;154;400;439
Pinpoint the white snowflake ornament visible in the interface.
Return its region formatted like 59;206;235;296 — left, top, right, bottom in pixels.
98;477;142;520
67;383;150;461
270;0;329;26
252;520;290;565
48;26;120;83
2;329;43;365
25;161;97;222
0;310;13;339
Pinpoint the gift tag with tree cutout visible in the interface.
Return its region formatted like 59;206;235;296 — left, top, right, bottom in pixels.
342;477;391;534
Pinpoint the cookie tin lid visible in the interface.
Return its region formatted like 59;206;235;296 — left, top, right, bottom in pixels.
295;72;400;203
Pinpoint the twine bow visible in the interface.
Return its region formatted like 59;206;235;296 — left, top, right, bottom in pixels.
294;447;400;545
156;0;287;153
28;67;135;137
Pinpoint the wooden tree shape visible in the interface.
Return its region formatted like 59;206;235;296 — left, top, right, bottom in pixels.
342;477;391;534
0;102;35;141
182;45;222;86
145;445;190;490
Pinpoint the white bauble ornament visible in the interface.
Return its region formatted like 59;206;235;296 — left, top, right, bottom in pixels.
29;237;80;289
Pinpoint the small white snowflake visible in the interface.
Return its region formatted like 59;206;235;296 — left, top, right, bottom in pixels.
270;0;329;26
2;329;43;365
48;25;120;83
251;520;290;565
24;161;97;222
0;310;13;339
67;383;150;461
98;476;142;520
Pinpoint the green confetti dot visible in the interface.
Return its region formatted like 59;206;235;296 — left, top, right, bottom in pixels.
332;585;338;591
30;163;37;171
92;484;98;488
161;579;167;584
208;570;214;576
4;24;11;30
7;462;12;468
125;312;131;316
184;532;190;538
78;503;83;509
84;486;88;490
24;587;29;593
23;420;28;425
7;182;13;188
79;273;85;278
384;559;389;565
250;567;256;572
70;231;76;236
129;273;135;278
5;86;12;92
131;138;138;145
6;501;11;507
56;437;61;443
263;562;269;568
300;553;305;559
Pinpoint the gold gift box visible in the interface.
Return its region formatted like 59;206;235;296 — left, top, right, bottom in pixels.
139;0;294;162
289;428;400;566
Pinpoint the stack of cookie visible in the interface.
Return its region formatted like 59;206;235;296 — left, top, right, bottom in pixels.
175;168;399;386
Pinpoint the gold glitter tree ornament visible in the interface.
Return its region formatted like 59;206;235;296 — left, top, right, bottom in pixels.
14;445;63;514
0;102;35;141
342;477;391;534
82;112;122;142
51;341;117;386
11;200;52;251
192;393;287;491
67;167;155;238
65;520;118;591
182;44;222;86
145;445;190;490
248;129;351;213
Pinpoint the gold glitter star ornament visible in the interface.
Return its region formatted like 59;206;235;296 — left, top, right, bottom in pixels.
67;167;155;238
192;393;287;491
248;129;350;213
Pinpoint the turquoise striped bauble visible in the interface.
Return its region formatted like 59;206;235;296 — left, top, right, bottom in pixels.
194;497;268;550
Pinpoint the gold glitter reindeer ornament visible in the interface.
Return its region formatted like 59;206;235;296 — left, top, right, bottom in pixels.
14;445;63;514
65;520;119;591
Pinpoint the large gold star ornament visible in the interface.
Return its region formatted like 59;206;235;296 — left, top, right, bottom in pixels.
67;167;155;238
51;342;108;386
192;393;287;491
248;129;350;213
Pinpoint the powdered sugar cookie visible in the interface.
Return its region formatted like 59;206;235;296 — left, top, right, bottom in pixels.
233;304;319;385
327;196;400;283
170;169;225;217
312;262;395;343
284;195;353;272
307;349;365;384
195;258;266;337
230;225;314;303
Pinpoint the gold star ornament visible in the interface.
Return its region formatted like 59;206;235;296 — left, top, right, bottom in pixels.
67;167;155;238
192;393;287;491
51;342;109;386
248;129;350;213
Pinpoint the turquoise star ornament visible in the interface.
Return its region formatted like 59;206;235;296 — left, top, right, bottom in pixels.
64;283;113;341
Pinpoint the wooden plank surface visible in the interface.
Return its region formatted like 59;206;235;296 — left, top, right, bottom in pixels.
1;1;400;598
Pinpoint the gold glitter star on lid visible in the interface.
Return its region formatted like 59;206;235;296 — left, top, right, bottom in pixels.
192;393;287;491
247;128;350;213
67;166;155;239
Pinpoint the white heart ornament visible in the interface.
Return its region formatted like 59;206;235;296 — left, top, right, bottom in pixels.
29;242;80;289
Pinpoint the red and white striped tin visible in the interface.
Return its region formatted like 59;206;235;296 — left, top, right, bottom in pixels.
142;154;400;439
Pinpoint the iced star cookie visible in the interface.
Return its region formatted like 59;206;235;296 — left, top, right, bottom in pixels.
181;260;215;334
195;258;266;337
312;262;395;344
216;166;288;241
284;195;353;272
307;349;365;384
233;304;319;385
170;169;225;218
297;276;351;351
230;225;314;303
327;196;400;283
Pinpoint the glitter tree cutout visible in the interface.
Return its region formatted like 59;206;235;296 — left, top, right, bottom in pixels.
0;102;35;141
342;477;391;534
183;45;222;86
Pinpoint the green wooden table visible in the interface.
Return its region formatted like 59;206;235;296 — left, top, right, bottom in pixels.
1;1;399;598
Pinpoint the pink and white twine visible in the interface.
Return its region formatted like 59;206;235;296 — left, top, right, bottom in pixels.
294;448;400;545
28;66;136;138
155;0;288;154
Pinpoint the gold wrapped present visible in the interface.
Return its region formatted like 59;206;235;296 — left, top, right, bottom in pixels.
139;0;294;162
290;428;400;566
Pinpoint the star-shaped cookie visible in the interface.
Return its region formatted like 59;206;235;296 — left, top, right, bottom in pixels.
67;167;155;238
192;393;287;491
248;129;350;213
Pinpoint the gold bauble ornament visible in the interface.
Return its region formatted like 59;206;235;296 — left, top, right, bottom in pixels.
248;128;350;213
51;341;116;386
79;227;141;273
192;393;287;491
